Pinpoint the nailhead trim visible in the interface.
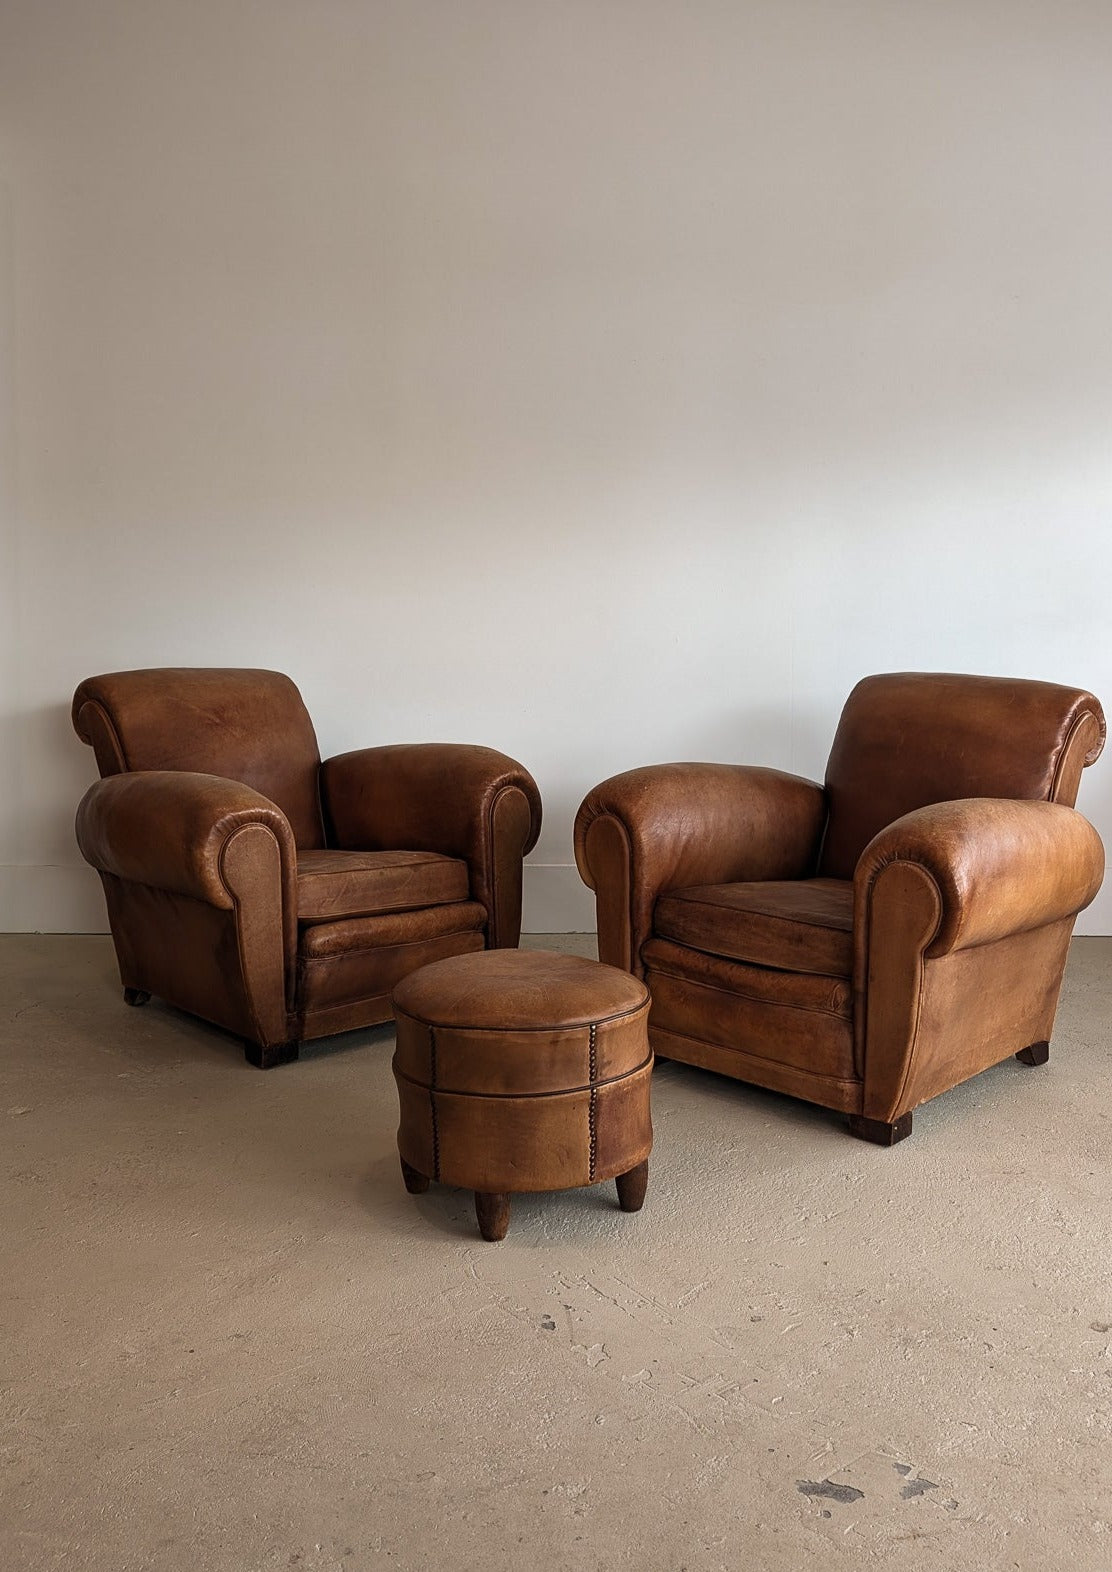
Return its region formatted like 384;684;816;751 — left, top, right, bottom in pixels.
588;1021;598;1184
429;1024;441;1183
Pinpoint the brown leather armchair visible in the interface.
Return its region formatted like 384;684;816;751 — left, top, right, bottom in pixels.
575;673;1105;1143
73;669;541;1068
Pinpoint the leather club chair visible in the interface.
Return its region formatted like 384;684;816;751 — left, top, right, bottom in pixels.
72;669;541;1068
575;673;1105;1143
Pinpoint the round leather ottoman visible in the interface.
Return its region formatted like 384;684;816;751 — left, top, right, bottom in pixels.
391;949;653;1241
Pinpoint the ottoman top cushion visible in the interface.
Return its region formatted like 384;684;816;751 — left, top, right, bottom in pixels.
392;948;648;1031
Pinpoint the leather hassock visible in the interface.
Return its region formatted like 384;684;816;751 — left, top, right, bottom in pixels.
392;950;653;1195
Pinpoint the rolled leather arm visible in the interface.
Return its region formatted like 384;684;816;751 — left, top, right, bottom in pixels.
321;744;542;947
76;770;298;912
574;763;828;975
855;798;1105;958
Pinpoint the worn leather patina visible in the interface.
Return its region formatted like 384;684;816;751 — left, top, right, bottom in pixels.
73;668;542;1067
575;673;1105;1142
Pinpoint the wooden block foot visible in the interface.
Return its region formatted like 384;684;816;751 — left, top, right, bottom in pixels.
123;988;151;1007
243;1040;300;1070
1016;1040;1050;1066
400;1158;430;1194
847;1111;913;1146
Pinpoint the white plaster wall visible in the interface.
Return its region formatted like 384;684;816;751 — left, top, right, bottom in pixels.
1;0;1110;934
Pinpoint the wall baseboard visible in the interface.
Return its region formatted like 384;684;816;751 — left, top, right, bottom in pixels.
0;861;599;935
0;866;109;933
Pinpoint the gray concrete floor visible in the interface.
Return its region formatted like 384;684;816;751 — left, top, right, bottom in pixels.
3;934;1111;1572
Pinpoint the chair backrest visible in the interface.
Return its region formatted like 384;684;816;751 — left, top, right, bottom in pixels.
818;671;1105;880
72;668;326;848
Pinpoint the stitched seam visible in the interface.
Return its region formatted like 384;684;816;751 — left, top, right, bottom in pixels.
429;1024;440;1183
604;815;636;974
866;858;945;948
613;816;636;975
487;781;540;945
1050;713;1095;799
219;824;289;1047
889;945;932;1119
855;854;945;1080
312;768;327;851
393;1054;653;1098
865;860;941;1115
486;784;512;943
224;817;298;1014
85;699;129;772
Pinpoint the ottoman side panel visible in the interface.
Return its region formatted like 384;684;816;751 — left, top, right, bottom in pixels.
393;1010;437;1179
594;1002;652;1081
592;1062;654;1182
434;1025;591;1096
433;1089;594;1193
395;1079;438;1180
392;1009;434;1081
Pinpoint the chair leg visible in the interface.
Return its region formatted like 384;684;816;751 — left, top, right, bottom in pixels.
243;1040;300;1070
616;1159;649;1213
123;987;151;1007
847;1111;914;1146
400;1158;430;1194
475;1192;511;1242
1016;1040;1050;1066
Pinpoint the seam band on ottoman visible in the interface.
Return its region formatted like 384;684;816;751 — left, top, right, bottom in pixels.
394;1001;649;1034
394;1052;654;1101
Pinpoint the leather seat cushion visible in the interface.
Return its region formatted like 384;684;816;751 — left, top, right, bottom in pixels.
297;848;470;922
392;948;649;1033
298;903;488;1023
654;877;853;977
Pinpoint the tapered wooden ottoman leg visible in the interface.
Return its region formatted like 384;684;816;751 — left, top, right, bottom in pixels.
1016;1040;1050;1066
475;1192;511;1242
616;1159;649;1212
400;1158;429;1194
123;988;151;1007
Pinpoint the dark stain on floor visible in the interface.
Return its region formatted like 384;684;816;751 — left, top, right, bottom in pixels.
900;1476;939;1499
796;1479;865;1504
894;1464;939;1499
